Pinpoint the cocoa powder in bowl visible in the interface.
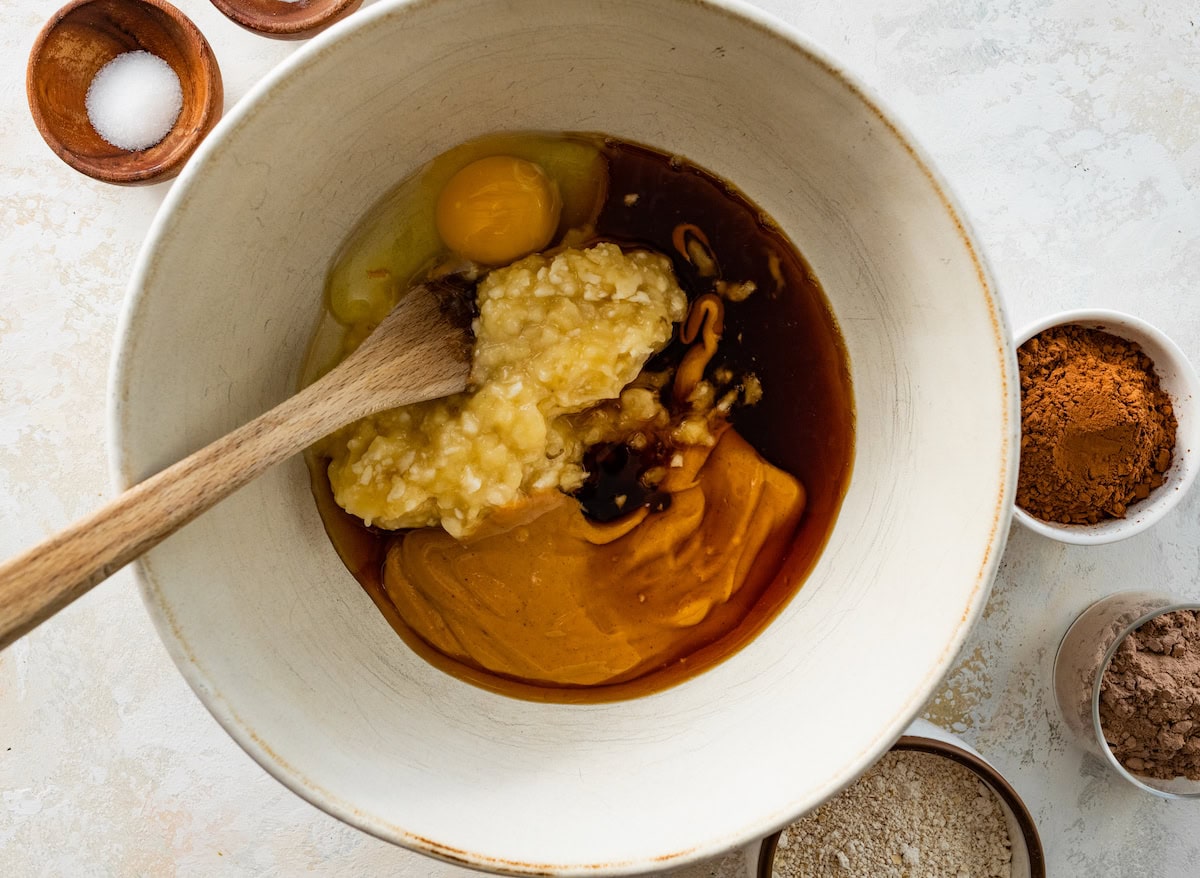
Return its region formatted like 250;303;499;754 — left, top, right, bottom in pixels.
1017;324;1177;524
1099;608;1200;781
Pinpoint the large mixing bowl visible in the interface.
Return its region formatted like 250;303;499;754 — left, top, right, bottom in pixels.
110;0;1017;873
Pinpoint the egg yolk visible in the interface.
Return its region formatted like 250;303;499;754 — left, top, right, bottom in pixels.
435;156;562;265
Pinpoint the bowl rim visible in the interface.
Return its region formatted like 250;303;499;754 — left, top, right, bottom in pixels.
1011;308;1199;545
754;735;1047;878
25;0;223;185
107;0;1017;872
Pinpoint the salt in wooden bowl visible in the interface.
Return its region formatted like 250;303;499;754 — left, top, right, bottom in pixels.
26;0;223;185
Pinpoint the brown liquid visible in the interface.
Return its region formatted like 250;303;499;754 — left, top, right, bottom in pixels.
309;135;854;703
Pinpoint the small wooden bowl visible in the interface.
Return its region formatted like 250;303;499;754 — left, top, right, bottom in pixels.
207;0;363;40
27;0;223;185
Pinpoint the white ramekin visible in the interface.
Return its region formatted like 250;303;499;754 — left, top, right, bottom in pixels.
1012;309;1200;545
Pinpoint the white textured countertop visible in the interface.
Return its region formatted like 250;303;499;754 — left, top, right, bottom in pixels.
3;0;1199;874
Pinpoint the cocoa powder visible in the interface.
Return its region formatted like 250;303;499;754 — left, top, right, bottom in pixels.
1017;324;1176;524
1099;609;1200;781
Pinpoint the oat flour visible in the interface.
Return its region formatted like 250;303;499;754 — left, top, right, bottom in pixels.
771;750;1012;878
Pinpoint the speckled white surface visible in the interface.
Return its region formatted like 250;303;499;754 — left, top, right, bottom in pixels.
2;0;1198;875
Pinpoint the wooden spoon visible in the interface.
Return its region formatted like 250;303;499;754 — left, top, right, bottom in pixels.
0;282;473;650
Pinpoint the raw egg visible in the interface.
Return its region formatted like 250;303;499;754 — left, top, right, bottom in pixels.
435;156;562;265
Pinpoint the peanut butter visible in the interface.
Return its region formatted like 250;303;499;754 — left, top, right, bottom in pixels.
384;426;804;687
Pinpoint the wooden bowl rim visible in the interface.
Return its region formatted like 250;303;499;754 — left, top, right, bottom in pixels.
207;0;363;37
755;735;1047;878
26;0;223;185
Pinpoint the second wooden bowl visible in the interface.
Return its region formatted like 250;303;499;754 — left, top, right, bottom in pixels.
208;0;363;39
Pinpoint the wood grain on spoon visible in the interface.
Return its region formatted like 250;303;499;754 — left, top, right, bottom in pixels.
0;282;473;650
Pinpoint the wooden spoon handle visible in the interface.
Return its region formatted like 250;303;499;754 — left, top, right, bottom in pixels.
0;280;472;651
0;341;468;651
0;382;339;651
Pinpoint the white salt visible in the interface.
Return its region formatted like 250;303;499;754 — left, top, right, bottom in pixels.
85;51;183;151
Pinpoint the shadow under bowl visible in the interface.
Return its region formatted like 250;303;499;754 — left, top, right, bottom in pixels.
26;0;222;185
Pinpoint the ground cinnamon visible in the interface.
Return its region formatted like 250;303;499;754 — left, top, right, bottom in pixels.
1017;324;1176;524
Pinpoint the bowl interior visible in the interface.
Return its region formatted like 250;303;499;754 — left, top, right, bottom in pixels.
26;0;222;184
112;0;1016;872
1012;311;1200;544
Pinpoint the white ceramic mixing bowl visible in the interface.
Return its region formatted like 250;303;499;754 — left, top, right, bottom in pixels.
110;0;1018;873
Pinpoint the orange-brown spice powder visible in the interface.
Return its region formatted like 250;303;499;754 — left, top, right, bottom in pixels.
1017;324;1176;524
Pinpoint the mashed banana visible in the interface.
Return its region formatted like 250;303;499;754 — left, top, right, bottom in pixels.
326;243;688;537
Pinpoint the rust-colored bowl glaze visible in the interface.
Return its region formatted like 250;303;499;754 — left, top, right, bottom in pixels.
26;0;223;185
207;0;362;39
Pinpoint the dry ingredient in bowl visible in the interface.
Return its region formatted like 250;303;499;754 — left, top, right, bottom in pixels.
85;50;183;151
1100;608;1200;780
1017;324;1176;524
772;751;1012;878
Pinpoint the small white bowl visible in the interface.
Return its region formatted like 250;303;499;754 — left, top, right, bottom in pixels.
1053;593;1200;798
1013;309;1200;545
